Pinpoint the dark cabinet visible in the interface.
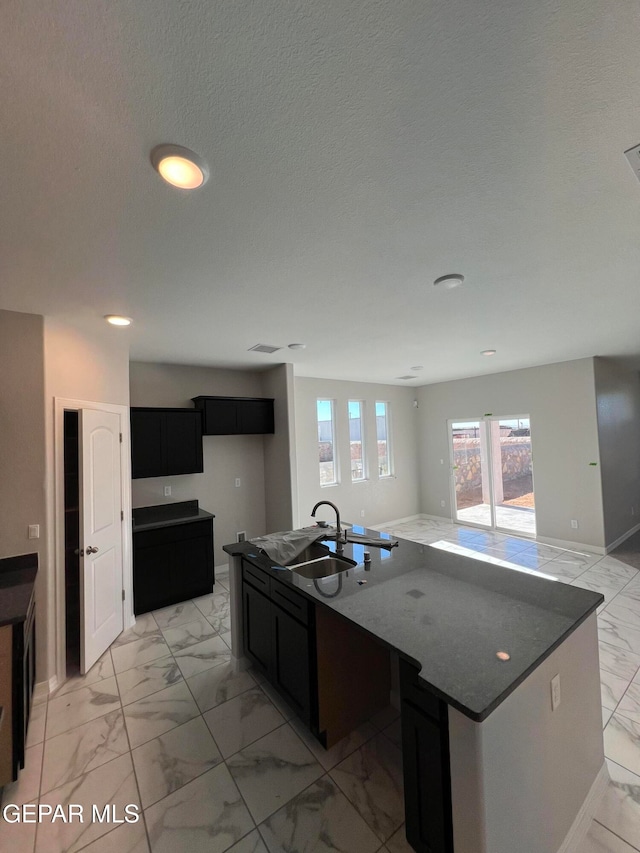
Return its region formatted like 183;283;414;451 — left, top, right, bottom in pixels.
243;582;273;675
399;660;454;853
272;603;312;722
131;408;203;479
0;586;36;787
241;558;316;726
192;396;274;435
133;519;214;614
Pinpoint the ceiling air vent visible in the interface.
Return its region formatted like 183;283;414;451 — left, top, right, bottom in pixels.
248;343;282;354
397;375;417;380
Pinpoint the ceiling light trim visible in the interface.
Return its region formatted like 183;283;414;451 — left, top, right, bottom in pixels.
150;144;209;189
433;273;465;289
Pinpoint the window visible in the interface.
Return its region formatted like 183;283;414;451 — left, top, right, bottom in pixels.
348;401;366;481
317;399;337;485
376;401;392;477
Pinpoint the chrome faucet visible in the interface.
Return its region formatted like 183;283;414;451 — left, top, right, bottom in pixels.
311;500;346;551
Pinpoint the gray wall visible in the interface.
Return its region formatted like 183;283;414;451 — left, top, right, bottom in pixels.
129;362;269;565
294;377;420;527
0;310;47;677
417;358;606;549
593;357;640;548
261;364;298;532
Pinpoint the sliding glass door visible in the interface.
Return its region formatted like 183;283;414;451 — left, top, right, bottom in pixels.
449;416;535;536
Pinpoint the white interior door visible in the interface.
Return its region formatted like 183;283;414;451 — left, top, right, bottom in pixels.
79;408;124;672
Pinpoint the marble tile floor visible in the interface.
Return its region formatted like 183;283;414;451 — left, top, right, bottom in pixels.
6;522;640;852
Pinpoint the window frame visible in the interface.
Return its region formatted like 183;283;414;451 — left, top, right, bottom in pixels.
375;400;393;478
317;398;339;486
348;400;367;482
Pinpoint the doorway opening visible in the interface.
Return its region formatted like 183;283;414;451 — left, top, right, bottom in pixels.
449;416;536;536
63;410;81;674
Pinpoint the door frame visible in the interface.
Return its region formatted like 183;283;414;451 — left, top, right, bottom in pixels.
54;398;133;689
447;414;535;536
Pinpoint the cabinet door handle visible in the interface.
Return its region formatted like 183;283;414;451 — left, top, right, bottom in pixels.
86;546;99;554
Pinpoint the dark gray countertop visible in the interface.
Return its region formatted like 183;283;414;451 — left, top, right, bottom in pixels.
132;500;215;533
0;553;37;628
224;526;602;721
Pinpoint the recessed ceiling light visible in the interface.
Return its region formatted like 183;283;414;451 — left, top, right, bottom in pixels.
104;315;132;326
410;365;424;371
481;349;497;356
433;273;465;289
288;343;306;350
150;144;209;190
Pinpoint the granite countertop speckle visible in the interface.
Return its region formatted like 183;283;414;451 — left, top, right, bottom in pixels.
224;526;602;721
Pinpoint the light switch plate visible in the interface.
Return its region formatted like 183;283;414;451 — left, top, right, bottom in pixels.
28;524;40;539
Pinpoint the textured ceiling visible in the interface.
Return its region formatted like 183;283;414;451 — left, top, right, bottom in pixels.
2;0;640;385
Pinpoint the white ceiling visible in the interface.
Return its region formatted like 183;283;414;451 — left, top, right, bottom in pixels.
2;0;640;386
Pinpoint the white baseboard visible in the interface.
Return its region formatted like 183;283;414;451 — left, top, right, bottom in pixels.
33;679;51;703
371;513;425;528
605;522;640;554
215;562;229;576
536;535;605;556
557;762;609;853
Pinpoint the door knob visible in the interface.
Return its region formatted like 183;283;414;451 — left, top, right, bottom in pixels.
86;546;99;554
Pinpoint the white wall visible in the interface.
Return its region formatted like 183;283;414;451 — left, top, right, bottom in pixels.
449;614;604;853
593;357;640;549
261;363;298;532
417;358;606;550
129;362;269;565
294;377;420;527
0;310;47;679
44;315;131;683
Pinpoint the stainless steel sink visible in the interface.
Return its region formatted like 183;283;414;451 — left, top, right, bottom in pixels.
284;542;356;579
282;542;333;566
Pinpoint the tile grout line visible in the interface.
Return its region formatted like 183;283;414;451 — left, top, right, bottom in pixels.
592;817;640;852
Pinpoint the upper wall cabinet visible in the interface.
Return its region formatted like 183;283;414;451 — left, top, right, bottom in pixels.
192;396;275;436
131;407;204;479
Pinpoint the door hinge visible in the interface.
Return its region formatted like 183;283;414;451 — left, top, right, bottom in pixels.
121;510;124;521
119;432;123;443
122;589;125;601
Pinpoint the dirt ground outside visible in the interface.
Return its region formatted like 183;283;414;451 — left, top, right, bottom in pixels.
456;473;535;510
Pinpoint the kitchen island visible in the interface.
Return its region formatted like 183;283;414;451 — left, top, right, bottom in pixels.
223;526;605;853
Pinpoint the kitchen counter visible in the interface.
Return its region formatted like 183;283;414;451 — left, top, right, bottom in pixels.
132;500;215;532
224;525;602;722
0;553;38;628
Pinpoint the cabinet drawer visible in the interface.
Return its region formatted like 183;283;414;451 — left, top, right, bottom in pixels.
270;579;310;625
134;519;212;549
242;560;270;594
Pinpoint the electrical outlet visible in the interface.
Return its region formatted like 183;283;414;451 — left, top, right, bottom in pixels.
551;674;561;711
237;531;246;542
28;524;40;540
360;509;365;517
235;478;241;488
440;500;446;508
164;485;171;497
570;519;578;529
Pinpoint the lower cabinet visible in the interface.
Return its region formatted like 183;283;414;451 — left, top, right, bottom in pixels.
0;591;36;787
133;519;214;614
399;659;454;853
242;559;316;726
